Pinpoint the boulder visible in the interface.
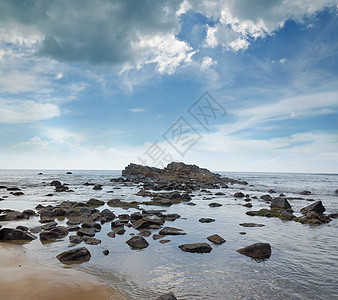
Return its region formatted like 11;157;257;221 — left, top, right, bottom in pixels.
50;180;62;187
199;218;215;223
56;247;91;264
234;192;245;198
207;234;225;244
300;190;311;195
87;198;105;206
159;227;186;236
268;189;277;193
179;243;212;253
301;201;325;214
77;228;96;237
0;228;37;241
93;185;103;190
237;243;271;259
260;194;272;201
270;198;292;211
126;236;149;249
279;210;295;220
0;210;25;221
156;292;177;300
83;237;101;245
101;209;116;221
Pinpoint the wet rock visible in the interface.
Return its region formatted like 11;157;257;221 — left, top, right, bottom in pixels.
207;234;225;244
179;243;212;253
0;228;37;241
159;227;186;236
102;249;109;255
156;292;177;300
7;187;21;191
240;223;265;227
16;225;28;232
335;189;338;195
67;225;80;232
83;237;101;245
56;247;91;264
159;239;171;244
234;192;245;198
328;213;338;219
153;234;165;240
0;185;7;189
270;198;292;211
0;210;26;221
209;202;222;207
100;209;116;221
199;218;215;223
279;210;295;220
301;201;325;214
244;198;252;202
93;185;103;190
50;180;62;187
87;198;105;206
77;228;96;237
300;190;311;195
142;215;165;225
107;199;140;209
268;189;277;193
69;235;82;244
243;203;252;208
23;209;37;216
66;171;72;174
30;221;57;233
246;209;280;218
163;213;180;221
126;236;149;249
260;194;272;201
239;232;246;235
215;192;225;196
40;226;68;242
113;227;126;235
11;191;24;196
138;230;151;237
107;232;116;238
132;219;150;230
237;243;271;259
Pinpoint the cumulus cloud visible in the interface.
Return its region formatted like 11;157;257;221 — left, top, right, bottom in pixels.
0;98;60;123
200;56;217;70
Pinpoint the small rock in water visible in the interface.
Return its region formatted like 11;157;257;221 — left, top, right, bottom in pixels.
207;234;226;245
107;231;116;238
199;218;215;223
159;227;186;236
301;201;325;214
300;190;311;195
234;192;245;198
156;292;177;300
56;247;91;264
66;171;72;174
159;239;171;244
209;202;222;207
153;234;165;240
102;249;109;256
179;243;213;253
239;223;265;227
126;236;149;249
237;243;271;259
268;189;277;193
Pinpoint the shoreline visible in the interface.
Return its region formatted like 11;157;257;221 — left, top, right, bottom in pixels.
0;242;127;300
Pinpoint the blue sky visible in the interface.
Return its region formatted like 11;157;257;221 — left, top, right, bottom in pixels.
0;0;337;172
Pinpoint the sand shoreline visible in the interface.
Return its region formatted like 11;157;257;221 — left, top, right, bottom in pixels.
0;242;127;300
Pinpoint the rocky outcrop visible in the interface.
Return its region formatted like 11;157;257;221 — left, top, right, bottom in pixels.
179;243;213;253
237;243;271;259
0;228;37;241
56;247;91;264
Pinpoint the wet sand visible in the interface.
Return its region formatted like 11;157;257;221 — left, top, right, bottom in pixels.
0;242;127;300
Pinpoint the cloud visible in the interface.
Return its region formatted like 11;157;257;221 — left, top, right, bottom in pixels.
129;108;146;113
0;98;60;123
200;56;217;70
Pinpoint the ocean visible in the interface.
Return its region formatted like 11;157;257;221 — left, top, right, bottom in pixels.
0;169;337;299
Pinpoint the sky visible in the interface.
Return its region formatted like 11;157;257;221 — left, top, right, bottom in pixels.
0;0;337;173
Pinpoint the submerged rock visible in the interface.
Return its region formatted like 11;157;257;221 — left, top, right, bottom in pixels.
56;247;91;264
126;236;149;249
159;227;186;236
239;223;265;227
0;228;37;241
179;243;212;253
237;243;271;259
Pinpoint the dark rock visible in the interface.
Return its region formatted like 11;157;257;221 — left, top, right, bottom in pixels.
246;209;280;218
209;202;222;207
279;210;295;220
87;198;105;206
159;239;171;244
103;249;109;255
159;227;186;236
270;198;292;211
244;198;252;202
328;213;338;219
132;219;150;230
234;192;245;198
113;227;126;235
93;185;103;190
126;236;149;249
101;209;116;221
81;222;94;228
179;243;212;253
7;187;21;191
40;230;60;241
66;172;72;174
138;230;151;237
0;185;7;189
301;201;325;214
239;232;246;235
300;190;311;195
0;210;25;221
142;215;165;225
268;189;277;193
83;237;101;245
11;191;24;196
260;194;272;201
156;292;177;300
46;193;53;197
215;192;225;196
0;228;37;241
67;225;80;231
107;199;140;209
69;235;82;244
16;225;28;232
23;209;36;216
107;232;116;238
243;203;252;208
199;218;215;223
77;228;96;237
163;213;181;221
237;243;271;259
239;223;265;227
50;180;62;187
56;247;91;264
207;234;225;244
335;189;338;195
153;234;165;240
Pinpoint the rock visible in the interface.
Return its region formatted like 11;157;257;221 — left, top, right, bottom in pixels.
40;230;60;241
328;213;338;219
56;247;91;264
0;210;25;221
234;192;245;198
132;219;150;230
163;213;181;221
243;203;252;208
159;227;186;236
126;236;149;249
209;202;222;207
87;198;105;206
67;225;80;232
83;237;101;245
301;201;325;214
107;232;116;238
138;230;151;237
237;243;271;259
0;185;7;189
260;194;272;201
239;223;265;227
335;189;338;195
300;190;311;195
270;198;292;211
113;227;126;235
50;180;62;187
239;232;246;235
69;235;82;244
156;292;177;300
268;189;277;193
93;185;103;190
142;215;165;225
207;234;225;244
77;228;96;237
101;209;116;221
16;225;28;232
199;218;215;223
279;210;295;220
66;171;72;174
7;187;21;191
11;191;24;196
0;228;37;241
159;239;171;244
179;243;212;253
246;209;280;218
153;234;165;240
23;209;36;216
103;250;109;255
215;192;225;196
38;172;43;175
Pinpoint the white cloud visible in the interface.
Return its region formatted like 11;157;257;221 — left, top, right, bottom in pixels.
55;73;63;79
200;56;217;70
129;108;146;113
0;98;60;123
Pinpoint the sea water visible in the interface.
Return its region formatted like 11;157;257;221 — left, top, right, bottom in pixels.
0;169;337;299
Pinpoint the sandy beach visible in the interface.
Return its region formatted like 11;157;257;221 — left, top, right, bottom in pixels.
0;242;127;300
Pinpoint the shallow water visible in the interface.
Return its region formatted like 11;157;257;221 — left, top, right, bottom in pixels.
0;170;337;299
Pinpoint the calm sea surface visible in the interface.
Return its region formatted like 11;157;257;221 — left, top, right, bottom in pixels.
0;169;337;299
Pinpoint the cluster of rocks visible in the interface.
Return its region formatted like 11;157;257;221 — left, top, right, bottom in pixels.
50;180;73;192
